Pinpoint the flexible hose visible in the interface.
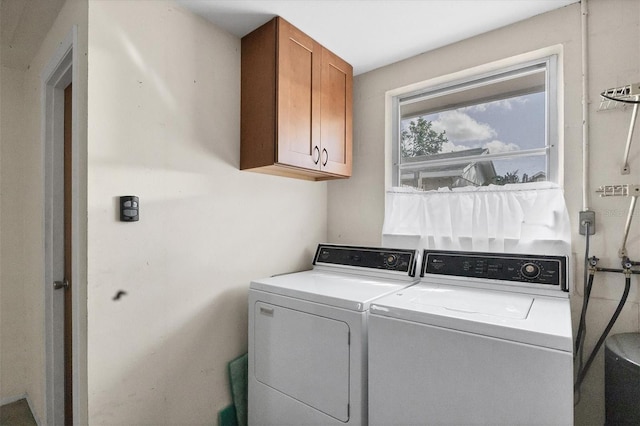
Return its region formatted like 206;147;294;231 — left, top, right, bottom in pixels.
574;275;631;390
574;224;592;356
574;272;594;357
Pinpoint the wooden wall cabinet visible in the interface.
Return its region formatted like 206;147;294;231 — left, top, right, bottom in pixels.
241;17;353;180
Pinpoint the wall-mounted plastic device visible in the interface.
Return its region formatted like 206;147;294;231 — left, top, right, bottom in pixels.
120;196;139;222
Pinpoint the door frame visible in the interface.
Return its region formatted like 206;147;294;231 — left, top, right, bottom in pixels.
42;25;87;425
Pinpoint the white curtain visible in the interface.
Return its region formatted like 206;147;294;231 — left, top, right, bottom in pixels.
382;182;571;257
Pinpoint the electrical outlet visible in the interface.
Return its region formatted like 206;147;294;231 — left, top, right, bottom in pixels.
579;211;596;236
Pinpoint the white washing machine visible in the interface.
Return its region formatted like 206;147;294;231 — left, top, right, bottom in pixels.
368;249;573;426
248;244;419;426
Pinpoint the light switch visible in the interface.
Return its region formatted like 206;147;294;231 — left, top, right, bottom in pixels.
120;196;139;222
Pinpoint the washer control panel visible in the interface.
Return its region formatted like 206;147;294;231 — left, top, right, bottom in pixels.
423;250;567;291
313;244;417;276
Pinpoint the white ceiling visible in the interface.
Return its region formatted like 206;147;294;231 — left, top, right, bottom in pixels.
0;1;579;74
177;0;578;75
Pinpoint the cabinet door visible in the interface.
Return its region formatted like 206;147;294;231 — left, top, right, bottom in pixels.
276;19;321;170
320;48;353;177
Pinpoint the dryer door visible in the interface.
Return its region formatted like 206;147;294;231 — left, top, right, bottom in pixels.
254;302;350;422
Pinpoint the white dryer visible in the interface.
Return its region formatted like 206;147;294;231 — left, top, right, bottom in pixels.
248;244;419;426
368;249;573;426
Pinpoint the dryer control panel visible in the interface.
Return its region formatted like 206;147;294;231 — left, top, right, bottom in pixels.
423;250;568;291
313;244;417;276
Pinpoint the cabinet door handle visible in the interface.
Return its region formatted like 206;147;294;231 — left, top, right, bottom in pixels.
313;146;320;164
322;148;328;166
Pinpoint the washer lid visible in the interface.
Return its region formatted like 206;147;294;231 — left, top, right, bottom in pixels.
251;270;418;312
409;287;533;319
370;283;572;352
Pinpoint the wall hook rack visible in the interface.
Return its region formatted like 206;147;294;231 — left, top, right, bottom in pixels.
598;83;640;175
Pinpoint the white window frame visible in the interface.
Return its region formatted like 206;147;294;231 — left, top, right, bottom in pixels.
388;53;560;189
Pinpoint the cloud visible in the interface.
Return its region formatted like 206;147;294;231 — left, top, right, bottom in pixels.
483;139;520;153
440;140;472;153
432;110;496;142
439;139;519;154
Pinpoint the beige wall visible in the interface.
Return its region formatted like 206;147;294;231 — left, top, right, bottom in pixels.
0;60;28;404
86;1;327;423
0;0;88;422
328;1;640;424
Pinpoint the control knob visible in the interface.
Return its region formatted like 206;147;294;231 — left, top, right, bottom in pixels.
384;254;399;267
520;262;541;279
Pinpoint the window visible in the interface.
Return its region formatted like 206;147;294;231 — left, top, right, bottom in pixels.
392;56;558;190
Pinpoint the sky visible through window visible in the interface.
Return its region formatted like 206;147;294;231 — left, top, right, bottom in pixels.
402;91;546;180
